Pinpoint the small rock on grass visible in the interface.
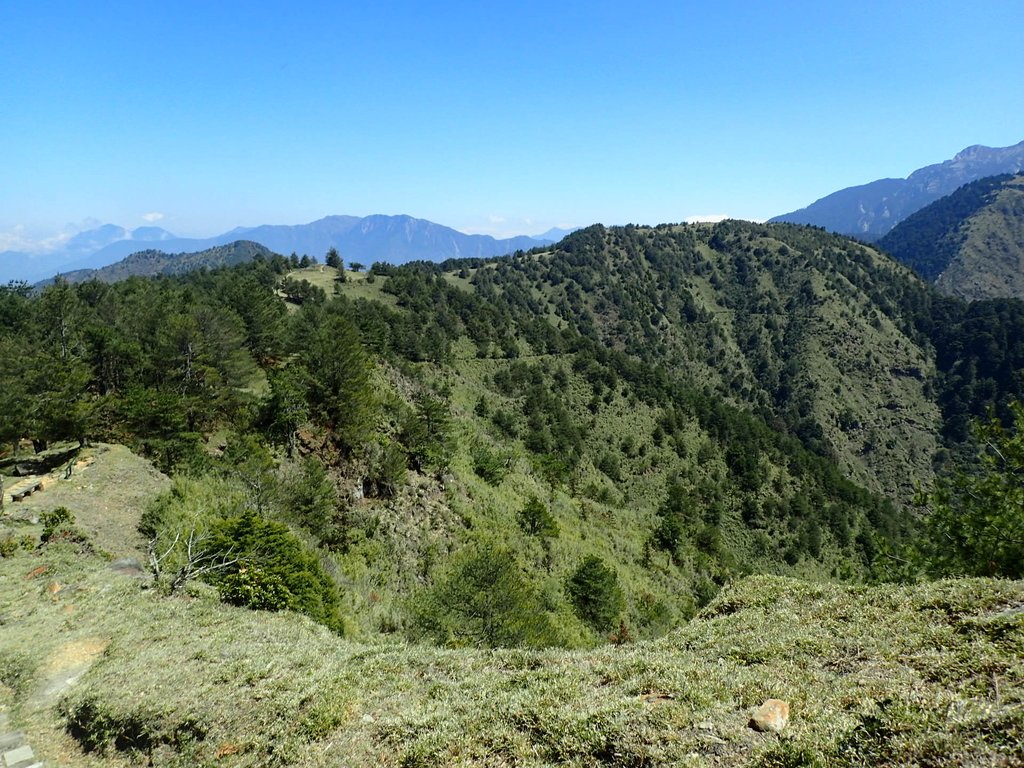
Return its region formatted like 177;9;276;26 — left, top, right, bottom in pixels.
749;699;790;733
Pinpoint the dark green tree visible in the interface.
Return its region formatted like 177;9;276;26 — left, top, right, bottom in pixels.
326;247;346;282
264;366;311;457
113;386;203;472
652;481;698;559
363;438;406;498
399;391;452;472
218;273;287;365
25;349;96;448
920;403;1024;578
0;336;32;454
221;434;278;515
34;278;85;361
412;543;556;648
325;247;343;270
565;555;625;633
517;495;559;539
291;303;374;449
283;456;344;549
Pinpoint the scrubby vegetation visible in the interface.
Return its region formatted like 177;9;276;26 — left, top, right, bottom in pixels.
2;221;1024;765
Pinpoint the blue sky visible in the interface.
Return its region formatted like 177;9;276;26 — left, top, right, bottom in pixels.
2;0;1022;248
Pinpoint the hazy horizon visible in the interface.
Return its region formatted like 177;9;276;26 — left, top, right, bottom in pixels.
3;1;1022;253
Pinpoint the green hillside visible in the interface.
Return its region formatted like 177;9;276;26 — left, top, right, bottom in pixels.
879;174;1024;300
422;222;941;505
3;222;1024;765
52;240;278;285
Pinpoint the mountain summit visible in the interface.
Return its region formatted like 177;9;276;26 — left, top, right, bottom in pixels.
770;140;1024;238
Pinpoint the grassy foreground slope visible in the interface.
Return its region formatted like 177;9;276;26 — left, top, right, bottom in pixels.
1;532;1021;766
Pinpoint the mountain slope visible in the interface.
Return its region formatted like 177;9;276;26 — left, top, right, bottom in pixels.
4;227;932;651
879;174;1024;300
50;240;277;284
433;221;940;505
771;141;1024;237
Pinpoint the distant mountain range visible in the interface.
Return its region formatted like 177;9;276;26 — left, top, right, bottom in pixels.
771;140;1024;238
1;215;566;284
878;173;1024;301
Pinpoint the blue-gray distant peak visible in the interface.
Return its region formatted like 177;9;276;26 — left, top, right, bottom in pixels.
205;214;548;264
770;140;1024;238
130;226;176;241
532;227;579;242
64;224;127;255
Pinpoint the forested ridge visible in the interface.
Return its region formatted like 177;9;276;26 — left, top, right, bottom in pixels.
879;173;1024;300
2;221;1023;646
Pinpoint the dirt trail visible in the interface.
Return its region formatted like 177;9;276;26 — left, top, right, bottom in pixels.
5;443;171;559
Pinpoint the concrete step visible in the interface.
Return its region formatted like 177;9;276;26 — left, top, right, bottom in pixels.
0;732;25;751
3;742;35;767
0;716;43;767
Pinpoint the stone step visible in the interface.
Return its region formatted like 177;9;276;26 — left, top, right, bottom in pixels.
2;743;35;767
0;732;25;751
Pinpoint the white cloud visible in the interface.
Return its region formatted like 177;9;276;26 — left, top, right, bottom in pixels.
0;224;75;254
141;212;165;223
0;225;28;251
0;218;106;254
684;214;731;224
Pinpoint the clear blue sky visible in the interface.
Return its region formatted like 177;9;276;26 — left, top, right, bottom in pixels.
2;0;1022;247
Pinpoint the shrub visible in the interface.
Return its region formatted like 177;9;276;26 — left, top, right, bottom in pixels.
0;533;34;557
207;512;345;633
471;442;509;486
40;506;75;543
141;478;345;632
218;565;292;611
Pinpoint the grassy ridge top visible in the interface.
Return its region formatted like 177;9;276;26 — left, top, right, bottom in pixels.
1;535;1021;766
